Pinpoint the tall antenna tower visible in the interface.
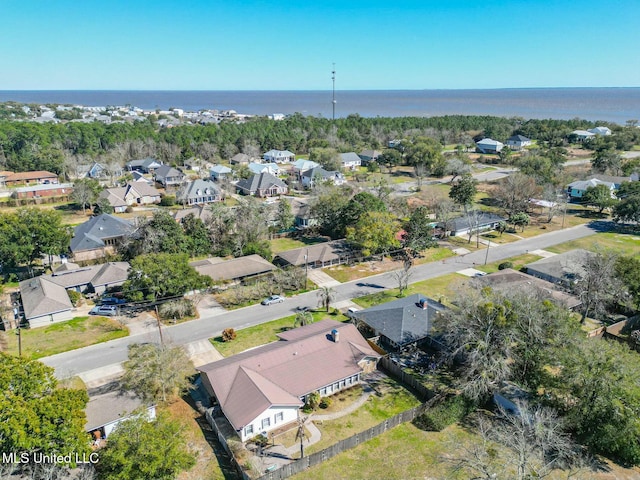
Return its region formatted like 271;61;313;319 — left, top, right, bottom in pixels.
331;63;336;121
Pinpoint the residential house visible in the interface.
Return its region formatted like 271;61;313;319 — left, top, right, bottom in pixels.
291;159;320;178
70;214;134;262
210;165;232;181
440;211;507;237
177;179;222;206
525;249;596;286
131;170;154;185
4;171;59;186
198;320;380;442
19;261;130;328
12;183;73;200
190;254;276;283
153;165;185;187
359;150;383;165
473;269;581;309
263;149;295;163
292;200;318;229
570;130;596;142
475;138;504;154
125;157;163;173
567;178;616;200
340;152;362;170
83;162;123;181
236;172;288;197
230;153;252;165
505;135;532;151
273;240;352;268
98;181;161;212
0;171;13;187
183;159;201;172
351;294;446;351
301;167;345;188
86;391;156;442
588;126;612;136
248;162;281;176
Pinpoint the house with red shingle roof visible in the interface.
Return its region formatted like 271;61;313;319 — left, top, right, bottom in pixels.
198;320;380;441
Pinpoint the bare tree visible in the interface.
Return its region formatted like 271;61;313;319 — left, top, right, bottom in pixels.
494;173;541;217
390;257;413;296
434;197;457;238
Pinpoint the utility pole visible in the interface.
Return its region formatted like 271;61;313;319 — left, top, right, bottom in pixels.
484;238;491;265
154;303;164;345
331;63;336;121
304;249;309;290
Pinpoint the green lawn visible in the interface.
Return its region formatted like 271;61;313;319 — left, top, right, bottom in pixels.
293;422;476;480
475;253;544;274
210;311;344;357
546;231;640;256
269;236;329;254
0;316;128;359
353;273;467;309
302;376;422;458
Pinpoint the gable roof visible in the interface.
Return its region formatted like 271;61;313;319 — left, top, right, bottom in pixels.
154;164;184;180
445;211;507;232
507;135;530;142
85;391;151;432
353;294;445;346
301;166;342;180
263;149;295;160
567;178;615;191
340;152;361;163
19;277;73;320
5;170;58;182
248;162;281;175
292;159;320;171
210;164;232;174
173;204;213;223
236;172;287;194
476;138;503;147
178;179;221;201
70;214;133;253
230;153;251;164
190;254;276;281
198;320;379;429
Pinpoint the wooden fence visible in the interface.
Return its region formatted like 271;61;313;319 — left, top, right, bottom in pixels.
205;409;252;480
378;356;436;402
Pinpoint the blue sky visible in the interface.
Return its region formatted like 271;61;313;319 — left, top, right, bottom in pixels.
2;0;639;90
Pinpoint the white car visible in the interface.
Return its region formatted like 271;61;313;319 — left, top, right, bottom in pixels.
261;295;285;305
89;305;118;316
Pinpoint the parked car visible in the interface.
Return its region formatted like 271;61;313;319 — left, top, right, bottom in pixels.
345;307;360;319
295;305;310;313
89;305;118;316
261;295;285;305
100;296;126;305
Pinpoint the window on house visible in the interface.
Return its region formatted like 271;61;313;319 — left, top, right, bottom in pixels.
261;417;271;430
244;424;254;436
275;412;283;424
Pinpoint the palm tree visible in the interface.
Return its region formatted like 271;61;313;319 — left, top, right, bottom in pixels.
317;286;336;312
294;311;313;328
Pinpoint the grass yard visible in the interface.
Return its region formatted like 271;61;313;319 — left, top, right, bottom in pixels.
480;231;522;245
302;376;421;457
323;248;454;283
353;273;467;309
475;253;544;274
0;316;128;359
546;231;640;256
165;398;236;480
210;311;342;357
269;236;329;254
57;376;86;390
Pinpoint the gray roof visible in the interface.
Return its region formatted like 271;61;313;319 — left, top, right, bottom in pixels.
190;254;276;281
177;179;221;202
567;178;615;191
353;294;446;346
173;205;213;223
126;157;162;169
70;214;133;253
445;211;506;232
19;277;72;320
302;166;341;180
507;135;530;142
85;391;151;431
525;249;596;284
230;153;251;164
236;172;287;194
210;165;232;174
340;152;361;164
154;164;184;182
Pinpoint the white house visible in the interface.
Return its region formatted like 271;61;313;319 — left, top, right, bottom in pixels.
248;162;281;176
567;178;616;199
291;159;320;178
475;138;504;154
263;149;296;163
570;130;596;142
198;320;380;442
340;152;362;170
505;135;531;151
588;126;612;136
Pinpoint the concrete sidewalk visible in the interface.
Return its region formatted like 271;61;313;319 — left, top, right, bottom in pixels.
307;269;341;288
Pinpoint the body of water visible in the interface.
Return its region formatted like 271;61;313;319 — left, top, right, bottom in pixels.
0;88;638;124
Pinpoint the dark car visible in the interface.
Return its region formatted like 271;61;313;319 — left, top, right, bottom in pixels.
100;296;126;305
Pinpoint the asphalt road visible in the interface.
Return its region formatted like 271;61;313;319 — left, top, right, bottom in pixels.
41;220;610;379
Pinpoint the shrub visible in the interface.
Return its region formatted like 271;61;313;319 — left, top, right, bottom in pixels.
159;299;195;320
319;397;332;409
160;195;176;206
498;261;513;271
415;396;475;432
222;328;236;342
67;290;83;307
125;206;134;213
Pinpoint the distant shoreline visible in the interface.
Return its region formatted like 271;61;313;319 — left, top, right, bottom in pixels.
1;88;638;123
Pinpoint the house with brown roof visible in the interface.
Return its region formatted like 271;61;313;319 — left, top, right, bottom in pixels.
190;254;276;283
0;171;14;187
273;240;352;268
4;170;59;186
98;181;161;212
236;172;288;197
198;320;380;442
